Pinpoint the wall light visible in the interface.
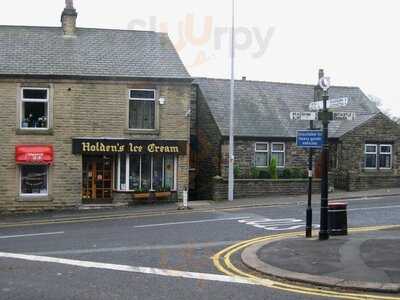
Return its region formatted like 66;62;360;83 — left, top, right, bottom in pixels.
159;97;166;105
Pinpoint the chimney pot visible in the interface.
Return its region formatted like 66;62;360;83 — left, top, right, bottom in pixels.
61;0;78;36
242;76;247;81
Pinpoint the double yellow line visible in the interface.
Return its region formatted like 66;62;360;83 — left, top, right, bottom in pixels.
212;225;400;300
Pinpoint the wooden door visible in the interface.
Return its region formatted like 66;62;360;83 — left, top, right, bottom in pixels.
82;156;113;203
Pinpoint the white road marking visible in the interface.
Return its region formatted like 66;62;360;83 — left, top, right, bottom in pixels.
31;240;240;256
0;252;256;286
348;205;400;211
0;231;64;239
238;218;319;231
134;216;251;228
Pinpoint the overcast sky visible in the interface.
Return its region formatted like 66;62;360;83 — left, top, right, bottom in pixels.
1;0;399;116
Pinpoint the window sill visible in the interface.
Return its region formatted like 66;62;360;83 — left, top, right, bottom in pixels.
16;128;54;136
16;195;54;202
124;129;160;136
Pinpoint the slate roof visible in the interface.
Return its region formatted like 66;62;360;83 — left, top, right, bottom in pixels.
0;26;190;80
195;77;380;138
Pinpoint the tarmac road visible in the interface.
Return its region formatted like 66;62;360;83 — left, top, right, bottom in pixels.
0;194;399;300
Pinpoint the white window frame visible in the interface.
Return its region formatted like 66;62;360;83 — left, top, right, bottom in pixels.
128;89;156;130
271;142;286;168
19;165;49;197
379;144;392;170
20;87;50;130
255;143;269;168
116;154;177;192
364;144;378;169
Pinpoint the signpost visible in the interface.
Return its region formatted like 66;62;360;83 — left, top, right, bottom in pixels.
332;112;356;121
296;130;323;148
309;97;350;111
291;70;357;240
290;112;318;121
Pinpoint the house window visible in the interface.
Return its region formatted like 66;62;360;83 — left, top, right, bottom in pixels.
21;88;49;129
20;165;48;195
129;89;156;129
379;144;392;169
255;143;269;167
271;143;285;167
365;144;377;169
115;154;176;191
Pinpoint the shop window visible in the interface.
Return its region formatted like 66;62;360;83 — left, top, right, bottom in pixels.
255;143;268;167
20;165;48;195
115;154;176;191
379;144;392;169
21;88;49;129
129;89;156;130
364;144;392;170
271;143;285;167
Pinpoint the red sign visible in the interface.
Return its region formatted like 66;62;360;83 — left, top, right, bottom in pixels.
16;145;54;165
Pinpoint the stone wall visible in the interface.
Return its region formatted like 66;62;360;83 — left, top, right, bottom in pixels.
194;89;222;200
220;139;322;178
336;113;400;191
0;79;191;212
212;177;327;201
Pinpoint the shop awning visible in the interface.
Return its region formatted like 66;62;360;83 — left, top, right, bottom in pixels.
16;145;54;165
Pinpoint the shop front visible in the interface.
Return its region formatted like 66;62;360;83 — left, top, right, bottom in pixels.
15;145;54;197
73;139;187;203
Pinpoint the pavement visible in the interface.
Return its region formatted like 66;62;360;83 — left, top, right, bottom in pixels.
1;187;400;227
242;226;400;294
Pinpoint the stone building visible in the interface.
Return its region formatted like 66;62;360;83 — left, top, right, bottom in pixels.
191;77;400;200
0;2;192;212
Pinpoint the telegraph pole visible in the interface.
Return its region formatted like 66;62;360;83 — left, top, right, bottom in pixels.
228;0;236;201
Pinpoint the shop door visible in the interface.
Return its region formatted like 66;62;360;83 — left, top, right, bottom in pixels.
82;155;113;203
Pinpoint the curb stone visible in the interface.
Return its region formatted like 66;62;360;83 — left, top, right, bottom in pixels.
241;237;400;294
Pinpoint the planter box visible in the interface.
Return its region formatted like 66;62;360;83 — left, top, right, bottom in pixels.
155;192;171;198
133;192;150;200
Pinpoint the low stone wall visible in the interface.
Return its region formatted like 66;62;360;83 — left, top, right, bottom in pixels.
348;174;400;191
212;177;328;201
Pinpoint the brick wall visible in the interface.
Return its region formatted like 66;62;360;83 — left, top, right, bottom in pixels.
0;79;191;212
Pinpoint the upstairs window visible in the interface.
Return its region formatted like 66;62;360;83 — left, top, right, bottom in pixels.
255;143;269;167
129;89;156;130
271;143;285;167
21;88;49;129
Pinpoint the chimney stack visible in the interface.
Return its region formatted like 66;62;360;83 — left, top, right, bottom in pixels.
242;76;247;81
61;0;78;36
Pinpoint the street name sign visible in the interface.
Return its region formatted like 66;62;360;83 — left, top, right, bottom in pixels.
290;112;318;121
332;112;356;121
296;130;323;149
309;97;350;111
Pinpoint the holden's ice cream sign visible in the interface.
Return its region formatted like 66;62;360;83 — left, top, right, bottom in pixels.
72;139;187;155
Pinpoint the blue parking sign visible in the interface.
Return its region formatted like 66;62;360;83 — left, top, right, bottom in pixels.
296;130;323;149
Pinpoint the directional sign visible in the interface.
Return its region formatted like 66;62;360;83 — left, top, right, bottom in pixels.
332;112;356;121
290;112;317;121
309;97;350;111
296;130;323;149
